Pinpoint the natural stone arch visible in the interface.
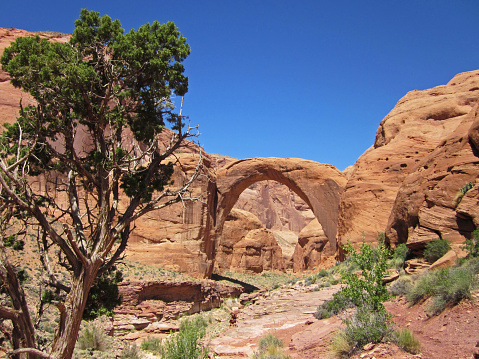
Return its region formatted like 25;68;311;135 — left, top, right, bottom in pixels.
213;157;348;260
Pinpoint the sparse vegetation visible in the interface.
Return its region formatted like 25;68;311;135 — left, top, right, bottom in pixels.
407;259;479;315
77;323;110;352
159;316;209;359
343;307;391;350
140;336;162;353
388;243;409;270
393;328;421;354
121;343;140;359
463;228;479;258
329;330;353;359
321;236;393;356
388;275;413;297
423;239;451;263
251;333;290;359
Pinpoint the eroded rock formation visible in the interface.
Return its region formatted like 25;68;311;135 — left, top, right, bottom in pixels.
230;228;285;273
338;70;479;251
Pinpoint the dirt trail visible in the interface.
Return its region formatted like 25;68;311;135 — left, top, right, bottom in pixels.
209;284;342;358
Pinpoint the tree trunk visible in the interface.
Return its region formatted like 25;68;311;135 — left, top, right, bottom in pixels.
49;260;101;359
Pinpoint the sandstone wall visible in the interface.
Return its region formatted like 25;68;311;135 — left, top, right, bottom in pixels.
338;70;479;251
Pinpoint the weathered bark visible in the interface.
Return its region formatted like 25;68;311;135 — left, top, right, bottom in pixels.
0;245;36;359
49;259;102;359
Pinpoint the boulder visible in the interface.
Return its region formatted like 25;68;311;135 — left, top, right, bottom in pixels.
291;219;330;272
230;228;285;273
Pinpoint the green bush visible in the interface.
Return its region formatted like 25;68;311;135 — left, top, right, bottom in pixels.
251;333;290;359
340;239;391;311
388;275;413;297
343;307;392;350
407;264;477;315
141;336;162;353
388;243;409;270
463;228;479;258
160;316;208;359
314;292;353;319
77;323;109;351
393;328;421;354
83;267;123;320
423;239;451;263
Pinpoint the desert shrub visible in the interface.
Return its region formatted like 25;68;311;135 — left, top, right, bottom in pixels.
83;267;123;320
388;275;413;297
251;333;290;359
423;239;450;263
141;336;162;353
388;243;409;270
122;343;140;359
343;307;392;351
407;265;476;315
460;181;474;195
160;316;208;359
393;328;421;354
77;323;109;351
463;228;479;258
314;292;353;319
328;330;353;359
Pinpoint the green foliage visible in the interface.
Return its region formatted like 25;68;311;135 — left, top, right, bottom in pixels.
460;181;474;195
393;328;421;354
388;243;409;270
340;238;391;312
407;263;477;315
83;268;123;320
388;275;413;297
424;239;451;263
463;228;479;258
314;292;353;319
3;234;24;251
251;333;290;359
140;336;162;353
160;316;209;359
12;239;24;250
77;323;109;351
343;307;392;351
0;8;191;205
15;268;29;284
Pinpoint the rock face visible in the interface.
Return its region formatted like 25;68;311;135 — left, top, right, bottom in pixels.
229;228;285;273
214;209;263;273
235;180;315;233
114;280;242;336
385;99;479;250
338;70;479;251
291;218;332;272
215;157;348;258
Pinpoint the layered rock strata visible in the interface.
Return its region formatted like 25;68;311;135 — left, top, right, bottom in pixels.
338;70;479;251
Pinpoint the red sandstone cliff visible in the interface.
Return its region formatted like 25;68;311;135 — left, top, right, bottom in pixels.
338;70;479;252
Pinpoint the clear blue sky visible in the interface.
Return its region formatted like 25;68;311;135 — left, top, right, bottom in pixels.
1;1;478;170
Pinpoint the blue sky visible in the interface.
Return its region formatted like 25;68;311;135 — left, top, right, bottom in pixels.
1;1;478;170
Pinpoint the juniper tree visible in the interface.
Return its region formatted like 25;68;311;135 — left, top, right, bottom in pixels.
0;9;203;358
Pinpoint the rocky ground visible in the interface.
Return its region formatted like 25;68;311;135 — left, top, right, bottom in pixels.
206;282;479;359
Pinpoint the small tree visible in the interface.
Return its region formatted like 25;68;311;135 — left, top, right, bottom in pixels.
340;238;391;312
0;9;203;359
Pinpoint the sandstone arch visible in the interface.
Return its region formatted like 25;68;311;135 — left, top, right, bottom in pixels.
213;157;347;262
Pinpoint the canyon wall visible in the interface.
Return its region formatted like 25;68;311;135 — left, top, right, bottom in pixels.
338;70;479;253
